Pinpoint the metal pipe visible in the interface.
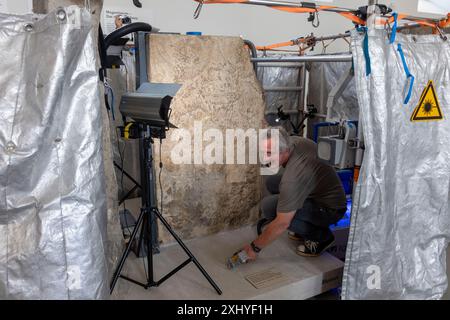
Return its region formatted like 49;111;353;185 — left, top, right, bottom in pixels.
258;62;305;68
251;53;353;63
136;31;149;89
265;111;328;118
316;33;351;42
263;86;303;92
402;15;444;24
298;61;307;132
104;22;152;49
242;0;353;13
397;23;423;31
244;39;258;74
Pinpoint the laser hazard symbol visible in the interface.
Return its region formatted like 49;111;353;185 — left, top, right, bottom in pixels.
411;80;444;122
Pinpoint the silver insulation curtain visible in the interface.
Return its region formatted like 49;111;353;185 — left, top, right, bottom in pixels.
343;29;450;299
306;60;359;122
0;7;109;299
256;54;302;116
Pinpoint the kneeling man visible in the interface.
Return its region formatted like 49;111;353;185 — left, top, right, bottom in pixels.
242;127;347;261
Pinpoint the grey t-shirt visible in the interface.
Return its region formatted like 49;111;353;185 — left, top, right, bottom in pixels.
277;137;347;213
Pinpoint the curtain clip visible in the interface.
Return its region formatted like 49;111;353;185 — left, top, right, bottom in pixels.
435;26;448;41
194;0;204;20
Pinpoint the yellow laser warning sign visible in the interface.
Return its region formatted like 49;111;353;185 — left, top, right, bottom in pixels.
411;80;444;122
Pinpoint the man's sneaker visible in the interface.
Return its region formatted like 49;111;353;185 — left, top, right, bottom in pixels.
288;231;304;244
296;236;336;257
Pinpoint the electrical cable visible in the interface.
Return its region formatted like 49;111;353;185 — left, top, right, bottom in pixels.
104;79;116;121
141;136;164;282
102;80;131;240
121;52;130;93
159;138;164;216
312;10;320;28
115;126;133;238
109;87;116;121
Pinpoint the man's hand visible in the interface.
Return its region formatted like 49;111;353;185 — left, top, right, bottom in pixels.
253;211;295;249
235;211;296;265
242;244;258;261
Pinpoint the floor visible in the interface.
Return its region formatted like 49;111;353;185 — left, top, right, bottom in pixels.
113;197;450;300
113;225;344;300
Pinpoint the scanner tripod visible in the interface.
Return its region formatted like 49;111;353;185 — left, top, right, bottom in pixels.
110;124;222;295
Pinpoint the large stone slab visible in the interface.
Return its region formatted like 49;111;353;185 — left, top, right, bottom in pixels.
148;34;266;242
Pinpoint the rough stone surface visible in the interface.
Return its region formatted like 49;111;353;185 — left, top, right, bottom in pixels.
148;34;265;242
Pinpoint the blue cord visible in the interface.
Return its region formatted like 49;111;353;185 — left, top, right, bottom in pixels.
397;43;415;104
389;12;398;44
357;26;371;76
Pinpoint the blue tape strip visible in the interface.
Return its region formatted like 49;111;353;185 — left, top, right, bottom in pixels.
357;26;371;76
363;31;371;76
389;12;398;44
397;43;415;104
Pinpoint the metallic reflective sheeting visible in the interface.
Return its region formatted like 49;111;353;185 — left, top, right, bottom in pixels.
342;29;450;299
0;7;109;299
257;54;302;117
306;60;358;122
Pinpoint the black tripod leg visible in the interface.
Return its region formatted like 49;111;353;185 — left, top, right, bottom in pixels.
136;211;147;258
110;209;146;294
144;211;154;285
153;209;222;295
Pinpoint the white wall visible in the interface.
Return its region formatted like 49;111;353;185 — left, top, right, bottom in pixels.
102;0;442;52
1;0;31;13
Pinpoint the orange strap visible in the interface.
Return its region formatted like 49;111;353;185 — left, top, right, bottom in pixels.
256;40;296;51
384;13;408;25
378;14;437;28
359;13;437;29
271;5;336;14
339;12;366;26
439;14;450;28
412;19;438;28
272;6;319;13
255;37;316;51
194;0;247;3
196;1;449;31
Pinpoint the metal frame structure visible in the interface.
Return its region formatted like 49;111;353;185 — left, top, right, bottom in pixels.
251;53;353;63
252;52;353;132
326;65;354;120
194;0;449;26
135;31;150;89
